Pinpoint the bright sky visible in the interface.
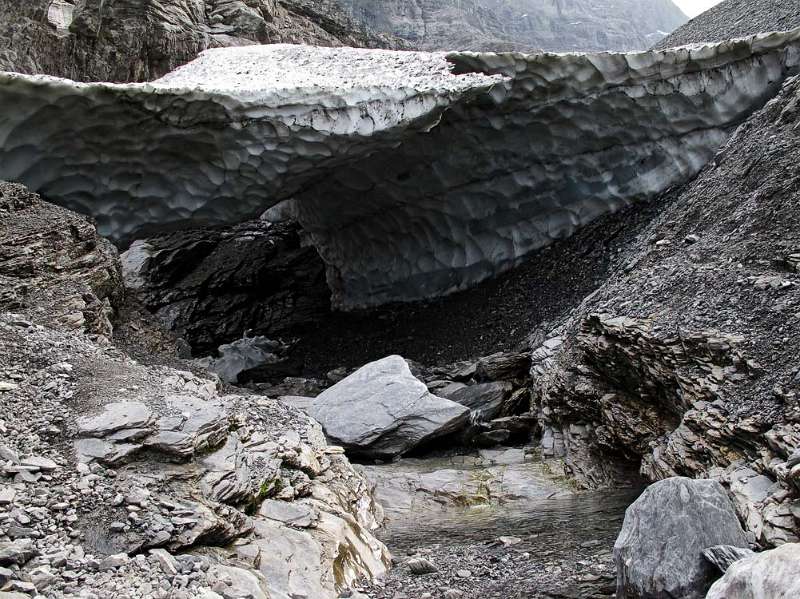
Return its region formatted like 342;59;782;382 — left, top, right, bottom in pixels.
672;0;725;18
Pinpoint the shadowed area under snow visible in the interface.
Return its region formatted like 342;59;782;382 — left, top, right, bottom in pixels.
1;33;800;307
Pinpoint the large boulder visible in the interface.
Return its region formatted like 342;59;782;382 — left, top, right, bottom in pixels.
309;356;470;458
614;477;748;599
706;543;800;599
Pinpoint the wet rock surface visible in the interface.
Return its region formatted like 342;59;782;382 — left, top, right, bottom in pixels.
357;450;640;598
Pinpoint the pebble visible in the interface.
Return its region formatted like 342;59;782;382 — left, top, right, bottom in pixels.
498;536;522;547
407;557;438;575
0;486;16;505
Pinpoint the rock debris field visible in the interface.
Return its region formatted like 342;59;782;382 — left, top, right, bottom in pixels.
4;0;800;598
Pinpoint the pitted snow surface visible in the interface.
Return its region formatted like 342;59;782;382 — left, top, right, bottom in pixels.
1;34;800;307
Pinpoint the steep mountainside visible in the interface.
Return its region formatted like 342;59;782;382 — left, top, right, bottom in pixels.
530;72;800;547
0;0;404;82
335;0;687;52
656;0;800;49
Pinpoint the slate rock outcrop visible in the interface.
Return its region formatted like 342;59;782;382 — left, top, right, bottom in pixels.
529;73;800;546
0;182;390;599
0;181;122;338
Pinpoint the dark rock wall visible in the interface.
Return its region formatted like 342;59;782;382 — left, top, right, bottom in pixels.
123;219;330;353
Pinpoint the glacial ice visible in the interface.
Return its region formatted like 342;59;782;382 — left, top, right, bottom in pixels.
1;33;799;308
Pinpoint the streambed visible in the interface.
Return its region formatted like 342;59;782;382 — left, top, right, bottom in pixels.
358;449;641;598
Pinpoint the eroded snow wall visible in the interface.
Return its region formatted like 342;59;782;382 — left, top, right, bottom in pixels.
1;32;799;308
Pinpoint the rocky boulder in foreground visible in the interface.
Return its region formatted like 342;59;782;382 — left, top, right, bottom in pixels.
706;542;800;598
614;477;748;599
309;356;470;458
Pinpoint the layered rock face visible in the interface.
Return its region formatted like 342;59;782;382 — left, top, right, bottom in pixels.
0;181;122;338
337;0;687;52
0;0;404;82
3;32;800;309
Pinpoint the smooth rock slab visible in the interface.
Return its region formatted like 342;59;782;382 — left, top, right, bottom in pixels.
258;499;318;528
75;438;140;465
309;356;470;458
614;477;748;599
706;543;800;599
76;401;154;437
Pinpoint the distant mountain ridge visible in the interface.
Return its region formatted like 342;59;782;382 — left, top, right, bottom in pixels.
335;0;688;52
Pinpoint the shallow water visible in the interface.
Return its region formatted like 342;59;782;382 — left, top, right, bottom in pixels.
383;487;641;554
362;451;641;598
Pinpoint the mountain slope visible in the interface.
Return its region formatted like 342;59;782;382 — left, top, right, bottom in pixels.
336;0;688;52
530;72;800;546
655;0;800;49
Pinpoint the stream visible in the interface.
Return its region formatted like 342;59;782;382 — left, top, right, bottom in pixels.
358;448;641;599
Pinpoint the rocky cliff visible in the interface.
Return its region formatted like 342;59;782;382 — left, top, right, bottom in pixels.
336;0;687;52
0;0;405;82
